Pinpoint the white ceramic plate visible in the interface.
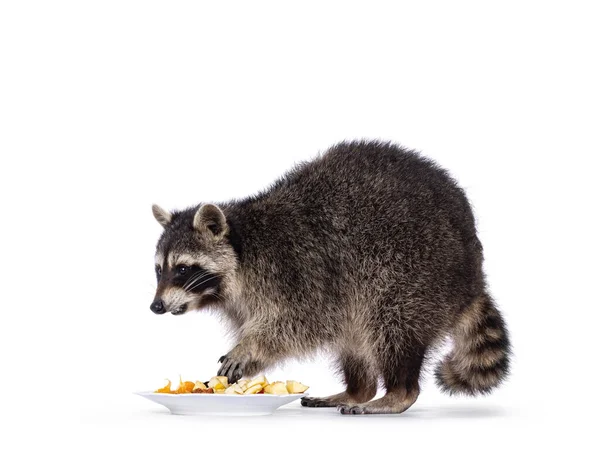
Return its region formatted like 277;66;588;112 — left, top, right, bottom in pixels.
135;392;306;416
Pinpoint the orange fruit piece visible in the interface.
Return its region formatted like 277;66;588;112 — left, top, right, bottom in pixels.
174;375;196;394
155;379;172;394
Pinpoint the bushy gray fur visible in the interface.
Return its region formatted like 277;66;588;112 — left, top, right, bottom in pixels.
151;140;511;414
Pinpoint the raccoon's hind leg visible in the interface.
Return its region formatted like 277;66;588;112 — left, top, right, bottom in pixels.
339;348;425;415
301;353;377;408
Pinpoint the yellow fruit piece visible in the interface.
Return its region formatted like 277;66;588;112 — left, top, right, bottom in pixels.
246;375;268;390
207;376;222;388
264;382;288;395
243;384;264;395
216;376;229;387
214;388;227;394
286;380;309;394
225;384;245;394
155;379;172;394
224;385;239;394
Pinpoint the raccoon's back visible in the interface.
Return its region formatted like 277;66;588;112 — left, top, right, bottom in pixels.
226;140;479;305
263;140;476;243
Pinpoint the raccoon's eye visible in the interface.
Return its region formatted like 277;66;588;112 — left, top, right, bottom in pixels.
155;265;162;278
176;265;189;275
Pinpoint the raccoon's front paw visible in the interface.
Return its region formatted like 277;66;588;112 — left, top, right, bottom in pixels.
217;354;244;383
217;350;255;383
301;396;338;408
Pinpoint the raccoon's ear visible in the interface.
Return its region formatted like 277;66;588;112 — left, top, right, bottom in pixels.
152;204;172;228
193;204;228;238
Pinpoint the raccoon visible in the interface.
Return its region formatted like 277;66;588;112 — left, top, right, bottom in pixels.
150;140;511;414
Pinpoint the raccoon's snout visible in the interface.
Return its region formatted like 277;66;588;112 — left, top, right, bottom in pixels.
150;299;166;314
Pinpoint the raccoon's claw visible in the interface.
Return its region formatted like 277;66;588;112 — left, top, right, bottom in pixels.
218;355;226;364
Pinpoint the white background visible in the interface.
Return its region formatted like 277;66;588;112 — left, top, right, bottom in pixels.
1;1;599;448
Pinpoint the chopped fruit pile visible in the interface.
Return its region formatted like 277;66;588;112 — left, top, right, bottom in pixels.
154;375;309;395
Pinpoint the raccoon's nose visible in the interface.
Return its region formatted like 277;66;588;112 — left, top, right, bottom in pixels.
150;299;166;314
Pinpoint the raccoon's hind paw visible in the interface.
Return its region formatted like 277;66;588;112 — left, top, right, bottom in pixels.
338;405;366;415
337;390;419;415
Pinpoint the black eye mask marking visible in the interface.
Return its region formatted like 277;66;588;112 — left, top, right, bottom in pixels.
171;265;221;293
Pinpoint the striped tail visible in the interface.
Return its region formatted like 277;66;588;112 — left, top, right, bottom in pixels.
435;294;511;395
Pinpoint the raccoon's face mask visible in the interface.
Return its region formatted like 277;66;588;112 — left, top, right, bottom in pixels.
149;204;236;315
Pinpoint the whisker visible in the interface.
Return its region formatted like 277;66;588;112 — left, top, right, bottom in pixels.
183;271;212;288
182;272;210;290
186;274;220;292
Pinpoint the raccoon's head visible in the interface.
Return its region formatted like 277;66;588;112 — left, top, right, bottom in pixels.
150;203;239;316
